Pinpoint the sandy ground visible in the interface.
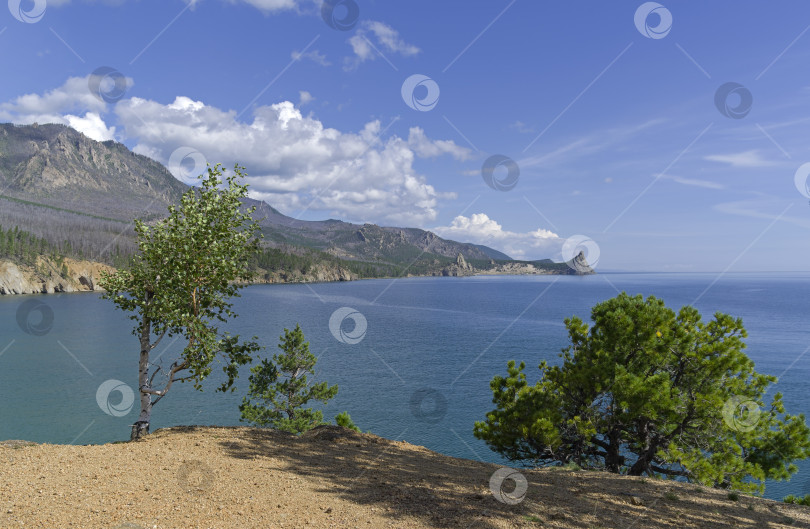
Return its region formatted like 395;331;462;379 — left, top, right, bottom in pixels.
0;425;808;529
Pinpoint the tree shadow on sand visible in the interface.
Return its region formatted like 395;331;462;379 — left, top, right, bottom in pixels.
216;425;540;528
209;425;810;529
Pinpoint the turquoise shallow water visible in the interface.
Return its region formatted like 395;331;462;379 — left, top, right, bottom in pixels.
0;272;808;500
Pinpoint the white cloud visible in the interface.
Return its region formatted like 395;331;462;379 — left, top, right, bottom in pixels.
49;0;131;5
191;0;304;12
519;138;590;169
656;173;724;190
0;75;469;225
714;199;810;229
113;94;467;224
672;176;723;189
234;0;300;11
432;213;560;260
0;76;117;141
704;150;779;168
407;127;471;161
298;91;314;106
65;112;116;141
291;49;330;66
53;0;308;12
0;76;107;120
519;119;667;170
50;0;350;17
346;21;420;69
363;21;419;56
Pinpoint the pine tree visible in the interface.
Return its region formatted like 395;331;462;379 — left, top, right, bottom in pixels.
474;293;810;495
240;324;338;434
335;411;360;432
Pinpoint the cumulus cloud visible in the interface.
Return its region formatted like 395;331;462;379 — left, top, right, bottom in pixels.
1;75;471;224
0;76;117;141
114;95;467;224
346;21;420;69
432;213;561;260
0;76;106;119
65;112;116;141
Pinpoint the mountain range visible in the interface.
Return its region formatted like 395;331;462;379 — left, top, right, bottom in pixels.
0;123;591;292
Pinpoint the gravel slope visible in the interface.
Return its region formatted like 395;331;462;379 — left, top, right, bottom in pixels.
0;425;808;529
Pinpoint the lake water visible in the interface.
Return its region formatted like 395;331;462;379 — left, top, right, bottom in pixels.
1;272;808;500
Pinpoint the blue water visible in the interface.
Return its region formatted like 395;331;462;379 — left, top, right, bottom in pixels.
0;272;808;500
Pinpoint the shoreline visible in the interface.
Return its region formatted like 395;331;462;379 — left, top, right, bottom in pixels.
0;265;589;297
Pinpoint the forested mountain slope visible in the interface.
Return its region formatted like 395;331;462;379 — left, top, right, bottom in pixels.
0;123;591;291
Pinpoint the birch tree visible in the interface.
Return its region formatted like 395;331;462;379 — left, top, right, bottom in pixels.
100;164;261;440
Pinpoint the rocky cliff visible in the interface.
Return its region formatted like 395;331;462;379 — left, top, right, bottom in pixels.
433;251;595;277
256;262;357;284
0;257;114;295
0;257;358;295
0;123;186;221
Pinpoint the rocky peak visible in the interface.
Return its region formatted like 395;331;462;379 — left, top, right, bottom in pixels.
456;253;470;270
569;251;595;274
0;123;187;220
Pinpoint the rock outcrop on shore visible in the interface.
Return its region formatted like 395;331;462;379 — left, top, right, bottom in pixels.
256;263;357;284
0;257;358;295
0;257;114;295
0;250;596;296
477;261;561;276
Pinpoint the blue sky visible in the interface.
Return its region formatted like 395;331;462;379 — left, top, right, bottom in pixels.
1;0;809;271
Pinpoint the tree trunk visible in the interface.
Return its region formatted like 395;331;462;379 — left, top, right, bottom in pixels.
131;313;153;441
628;422;655;475
604;428;623;473
605;449;622;472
